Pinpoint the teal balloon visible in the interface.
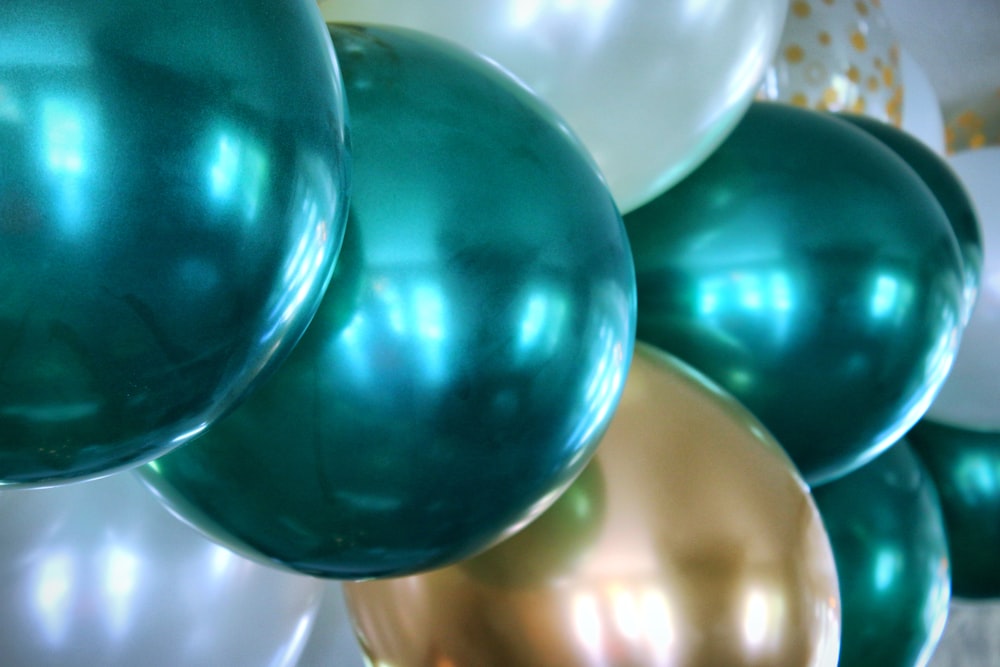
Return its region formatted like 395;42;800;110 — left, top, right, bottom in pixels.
837;112;983;321
813;442;951;667
139;24;636;579
908;420;1000;599
0;2;350;485
624;102;965;485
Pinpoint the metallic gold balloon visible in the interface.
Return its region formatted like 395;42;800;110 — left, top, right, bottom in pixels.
908;420;1000;599
760;0;902;125
138;24;636;579
812;441;951;667
0;0;350;485
343;344;841;667
624;102;965;486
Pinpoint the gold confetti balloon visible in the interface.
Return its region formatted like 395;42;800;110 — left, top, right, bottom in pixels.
760;0;902;126
945;89;1000;154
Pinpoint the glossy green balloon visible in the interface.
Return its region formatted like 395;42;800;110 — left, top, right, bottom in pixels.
837;112;983;322
0;1;350;485
624;102;965;485
813;441;951;667
139;24;636;579
908;420;1000;599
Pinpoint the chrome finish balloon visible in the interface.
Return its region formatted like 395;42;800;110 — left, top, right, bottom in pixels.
319;0;788;213
813;442;951;666
909;420;1000;599
343;345;841;667
0;473;324;666
625;102;965;485
0;1;350;485
139;25;636;578
839;112;983;322
925;148;1000;430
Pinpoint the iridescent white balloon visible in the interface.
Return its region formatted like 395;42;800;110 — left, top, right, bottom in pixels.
297;584;366;667
901;48;946;154
318;0;789;213
926;147;1000;429
0;473;324;666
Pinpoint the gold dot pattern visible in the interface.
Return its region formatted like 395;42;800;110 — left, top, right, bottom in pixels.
881;66;894;87
763;0;901;126
785;44;805;64
946;96;1000;153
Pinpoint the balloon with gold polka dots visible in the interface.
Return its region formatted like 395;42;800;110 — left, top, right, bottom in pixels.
759;0;902;126
945;89;1000;154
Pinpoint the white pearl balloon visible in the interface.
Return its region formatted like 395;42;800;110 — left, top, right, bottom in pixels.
319;0;789;213
900;48;946;154
927;147;1000;429
0;473;324;666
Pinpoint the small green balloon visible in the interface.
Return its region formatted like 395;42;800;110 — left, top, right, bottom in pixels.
813;441;951;667
139;24;636;579
624;102;965;485
909;420;1000;599
837;112;983;321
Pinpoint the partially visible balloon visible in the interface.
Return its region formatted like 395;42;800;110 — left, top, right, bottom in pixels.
926;148;1000;430
838;112;982;322
344;344;841;667
0;0;350;485
624;102;965;485
945;89;1000;154
319;0;789;213
909;420;1000;599
900;49;946;155
813;441;951;667
297;585;366;667
0;473;324;666
139;25;636;579
760;0;902;124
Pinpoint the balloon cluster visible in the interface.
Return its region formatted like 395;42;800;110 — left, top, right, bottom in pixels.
1;0;997;665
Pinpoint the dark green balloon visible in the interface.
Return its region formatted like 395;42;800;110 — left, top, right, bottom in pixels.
624;102;965;485
0;1;349;485
908;420;1000;599
139;24;636;578
813;441;951;667
837;112;983;319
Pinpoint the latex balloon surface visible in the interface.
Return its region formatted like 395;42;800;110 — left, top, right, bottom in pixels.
812;442;951;667
925;148;1000;430
297;585;366;667
344;344;841;667
900;49;946;155
909;420;1000;599
945;90;1000;154
319;0;788;213
0;472;324;666
838;112;983;320
0;1;350;485
139;25;636;579
625;102;965;485
761;0;902;124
